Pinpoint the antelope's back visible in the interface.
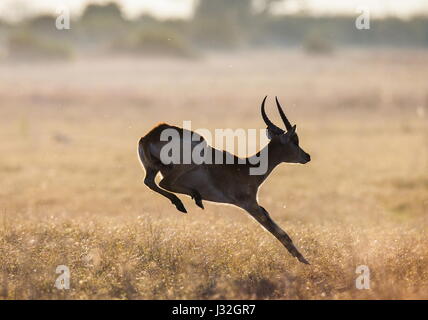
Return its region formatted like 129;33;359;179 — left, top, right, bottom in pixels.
139;123;206;169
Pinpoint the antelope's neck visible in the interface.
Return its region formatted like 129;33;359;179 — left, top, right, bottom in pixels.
247;141;283;187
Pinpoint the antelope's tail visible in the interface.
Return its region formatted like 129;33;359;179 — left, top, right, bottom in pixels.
138;137;147;166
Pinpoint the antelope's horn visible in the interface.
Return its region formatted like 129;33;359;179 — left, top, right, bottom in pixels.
261;96;284;135
275;96;293;131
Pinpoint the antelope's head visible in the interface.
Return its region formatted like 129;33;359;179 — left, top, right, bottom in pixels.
261;96;311;164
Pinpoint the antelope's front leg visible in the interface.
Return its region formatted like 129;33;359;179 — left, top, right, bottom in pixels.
243;203;310;264
159;167;204;209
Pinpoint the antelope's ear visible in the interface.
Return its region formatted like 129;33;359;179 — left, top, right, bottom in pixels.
280;125;296;144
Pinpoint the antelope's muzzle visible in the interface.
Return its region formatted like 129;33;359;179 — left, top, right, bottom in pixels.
301;152;311;164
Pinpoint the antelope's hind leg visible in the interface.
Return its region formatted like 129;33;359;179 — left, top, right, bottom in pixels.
159;168;204;209
143;168;187;213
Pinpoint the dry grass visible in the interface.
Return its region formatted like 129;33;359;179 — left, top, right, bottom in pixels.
0;49;427;299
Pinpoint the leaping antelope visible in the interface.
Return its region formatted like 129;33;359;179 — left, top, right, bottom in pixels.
138;96;311;264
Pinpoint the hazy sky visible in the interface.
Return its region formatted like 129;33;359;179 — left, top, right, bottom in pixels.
1;0;428;21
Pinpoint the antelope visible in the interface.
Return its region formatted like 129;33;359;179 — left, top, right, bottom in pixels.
138;96;311;264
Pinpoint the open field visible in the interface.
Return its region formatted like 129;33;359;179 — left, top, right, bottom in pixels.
0;49;427;299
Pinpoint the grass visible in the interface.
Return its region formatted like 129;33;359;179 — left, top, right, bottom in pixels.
1;215;426;299
0;49;427;299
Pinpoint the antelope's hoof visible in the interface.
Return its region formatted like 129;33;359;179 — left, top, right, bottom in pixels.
173;200;187;213
195;199;204;209
297;255;310;265
190;190;204;209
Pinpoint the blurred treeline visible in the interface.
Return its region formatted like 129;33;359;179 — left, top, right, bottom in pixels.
0;0;428;60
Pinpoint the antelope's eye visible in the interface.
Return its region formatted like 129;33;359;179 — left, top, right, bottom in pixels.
292;135;299;145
